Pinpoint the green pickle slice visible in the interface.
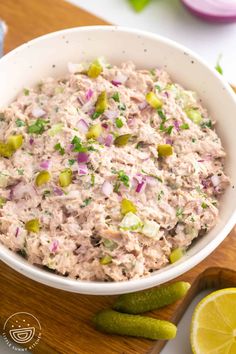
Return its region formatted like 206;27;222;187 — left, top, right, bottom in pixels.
93;310;177;340
113;281;190;314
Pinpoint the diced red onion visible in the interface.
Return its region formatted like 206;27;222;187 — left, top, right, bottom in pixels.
166;138;173;145
29;137;34;145
111;80;122;87
78;164;88;175
40;160;50;169
102;123;109;129
78;119;89;133
181;0;236;23
15;227;19;238
104;134;113;147
77;152;89;164
136;181;145;193
102;181;113;197
32;107;46;118
51;240;59;253
201;178;211;189
211;174;220;187
198;160;205;163
85;88;93;101
138;102;148;110
104;110;118;120
164;91;169;98
134;174;143;184
54;187;64;196
174;120;180;132
77;96;84;105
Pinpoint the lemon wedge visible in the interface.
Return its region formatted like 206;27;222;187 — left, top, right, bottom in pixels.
191;288;236;354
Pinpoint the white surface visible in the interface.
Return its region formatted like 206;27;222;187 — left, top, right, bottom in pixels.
0;26;235;295
162;290;211;354
67;0;236;84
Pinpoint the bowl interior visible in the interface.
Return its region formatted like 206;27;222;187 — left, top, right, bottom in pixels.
0;26;235;294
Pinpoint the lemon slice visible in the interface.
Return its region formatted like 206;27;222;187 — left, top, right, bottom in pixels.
191;288;236;354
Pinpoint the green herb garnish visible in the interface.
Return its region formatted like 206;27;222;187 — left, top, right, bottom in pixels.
157;109;166;121
201;202;208;209
180;123;189;130
111;92;120;102
80;197;92;208
16;119;26;127
165;125;173;135
91;173;95;187
176;207;183;218
91;112;101;120
71;136;87;152
54;143;65;155
28;119;47;135
68;159;76;166
118;103;126;111
201;120;212;129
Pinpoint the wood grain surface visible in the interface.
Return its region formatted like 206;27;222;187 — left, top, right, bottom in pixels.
0;1;235;354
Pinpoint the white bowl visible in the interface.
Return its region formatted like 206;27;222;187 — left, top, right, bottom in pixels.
0;26;235;295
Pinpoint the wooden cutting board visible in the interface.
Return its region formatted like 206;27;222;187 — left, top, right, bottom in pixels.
0;1;235;353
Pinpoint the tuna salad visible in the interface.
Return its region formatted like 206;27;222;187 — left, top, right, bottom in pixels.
0;59;230;281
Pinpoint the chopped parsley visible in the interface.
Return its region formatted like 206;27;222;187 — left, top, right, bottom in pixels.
113;182;121;193
17;169;24;175
80;197;92;208
201;120;212;129
165;125;173;135
111;92;120;102
180;123;189;130
115;118;123;128
192;138;196;143
176;207;183;218
23;88;30;96
91;112;101;120
68;159;76;166
16;119;26;127
157;109;167;121
71;136;87;152
155;84;162;92
141;169;163;182
112;168;129;188
54;143;65;155
118;103;126;111
28;119;47;135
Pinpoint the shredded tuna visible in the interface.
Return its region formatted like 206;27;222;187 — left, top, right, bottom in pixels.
0;60;230;281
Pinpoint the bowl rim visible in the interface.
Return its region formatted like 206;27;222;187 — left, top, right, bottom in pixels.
0;25;235;295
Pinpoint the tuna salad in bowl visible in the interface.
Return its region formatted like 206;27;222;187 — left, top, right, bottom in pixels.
0;27;235;295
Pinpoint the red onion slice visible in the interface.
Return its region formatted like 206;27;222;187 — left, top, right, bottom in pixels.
40;160;50;169
51;240;59;253
104;134;113;147
77;152;89;164
135;181;145;193
54;187;64;196
85;88;94;101
78;164;88;175
181;0;236;23
102;181;113;197
32;107;46;118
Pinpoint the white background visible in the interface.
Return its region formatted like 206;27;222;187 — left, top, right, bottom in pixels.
68;0;236;84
